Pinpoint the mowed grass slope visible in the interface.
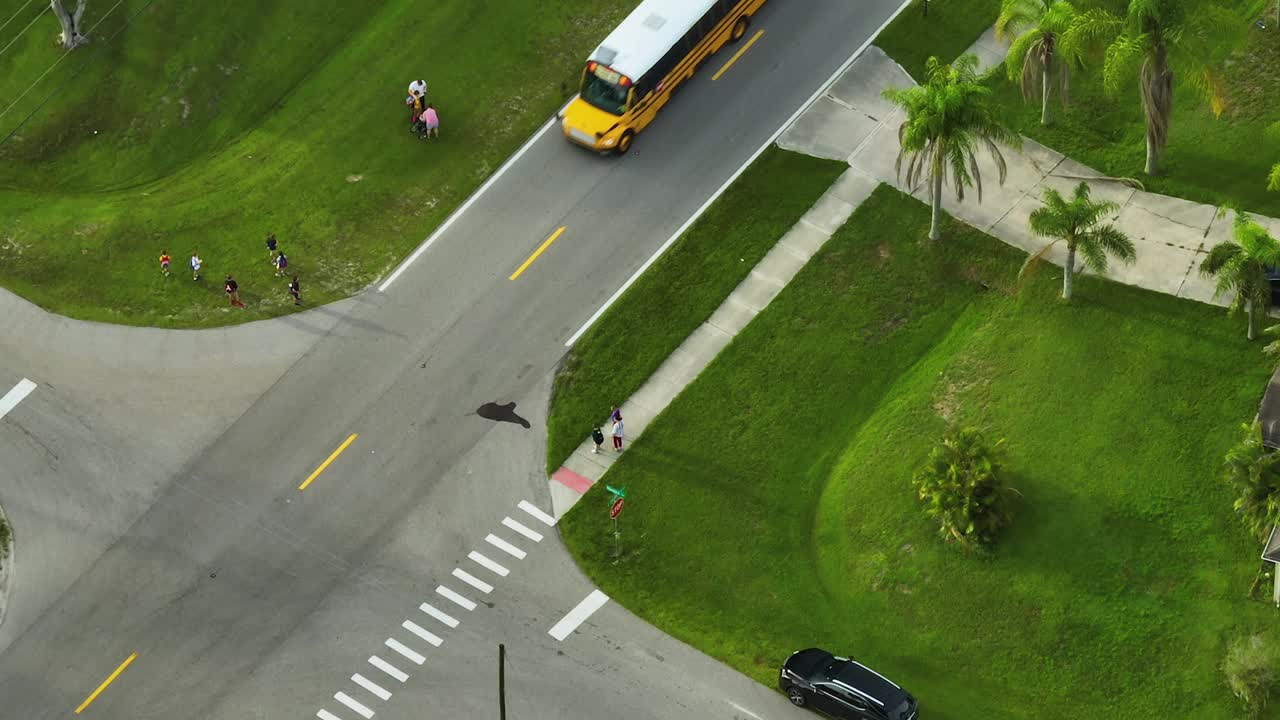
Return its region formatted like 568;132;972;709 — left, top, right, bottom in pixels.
0;0;631;326
546;148;846;473
560;185;1273;719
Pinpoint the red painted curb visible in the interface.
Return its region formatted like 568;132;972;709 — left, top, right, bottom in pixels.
551;467;594;494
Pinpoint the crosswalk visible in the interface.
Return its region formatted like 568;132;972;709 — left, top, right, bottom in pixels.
314;498;555;719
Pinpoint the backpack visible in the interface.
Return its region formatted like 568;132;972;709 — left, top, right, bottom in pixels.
278;254;288;269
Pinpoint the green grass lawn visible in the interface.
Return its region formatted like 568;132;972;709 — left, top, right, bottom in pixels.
559;184;1276;719
545;148;846;473
874;0;1000;81
0;0;632;326
988;20;1280;218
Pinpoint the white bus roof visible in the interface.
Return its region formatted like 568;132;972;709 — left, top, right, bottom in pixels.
588;0;718;81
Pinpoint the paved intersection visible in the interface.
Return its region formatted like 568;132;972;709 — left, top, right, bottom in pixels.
0;1;909;717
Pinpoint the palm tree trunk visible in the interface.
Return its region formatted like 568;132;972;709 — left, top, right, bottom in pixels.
1041;68;1051;126
1248;300;1257;341
1145;134;1160;176
1063;243;1075;300
929;170;943;241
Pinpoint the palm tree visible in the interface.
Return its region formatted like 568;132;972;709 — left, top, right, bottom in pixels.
1063;0;1247;175
913;426;1019;550
1200;211;1280;340
1025;182;1135;300
1269;163;1280;193
882;54;1022;241
996;0;1079;125
1221;421;1280;541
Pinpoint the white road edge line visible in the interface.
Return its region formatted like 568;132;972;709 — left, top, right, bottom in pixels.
452;567;494;594
563;0;915;348
485;533;527;560
502;516;543;543
468;550;510;577
0;378;37;419
419;602;460;628
334;691;374;719
518;500;557;527
368;655;409;683
352;673;392;701
377;96;576;292
317;710;343;720
384;637;425;665
548;589;610;641
728;700;765;720
436;584;478;611
402;619;444;647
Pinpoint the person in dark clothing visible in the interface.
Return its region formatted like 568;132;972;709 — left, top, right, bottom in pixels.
591;426;605;454
288;276;301;305
266;233;278;259
225;275;244;307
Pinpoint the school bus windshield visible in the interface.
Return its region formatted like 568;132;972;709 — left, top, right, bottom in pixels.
580;64;629;115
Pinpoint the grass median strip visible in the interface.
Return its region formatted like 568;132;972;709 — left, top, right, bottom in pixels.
873;0;999;82
545;146;846;472
560;184;1272;718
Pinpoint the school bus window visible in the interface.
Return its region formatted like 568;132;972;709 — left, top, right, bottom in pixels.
581;70;628;115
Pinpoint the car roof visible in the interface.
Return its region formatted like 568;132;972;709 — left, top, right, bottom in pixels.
834;660;906;708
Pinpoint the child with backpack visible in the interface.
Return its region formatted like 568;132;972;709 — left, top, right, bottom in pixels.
274;251;289;277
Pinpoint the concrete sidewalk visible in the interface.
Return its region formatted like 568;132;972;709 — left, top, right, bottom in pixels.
546;169;880;518
546;40;1280;515
778;43;1280;308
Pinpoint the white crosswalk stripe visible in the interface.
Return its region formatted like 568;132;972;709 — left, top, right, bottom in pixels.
452;567;494;594
335;691;374;719
384;638;425;665
317;710;343;720
368;655;408;683
485;533;527;559
502;516;543;542
436;585;477;611
468;551;509;577
518;500;556;527
352;673;391;701
402;619;443;647
418;602;459;628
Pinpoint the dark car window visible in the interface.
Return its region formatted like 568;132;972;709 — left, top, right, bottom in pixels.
821;660;843;680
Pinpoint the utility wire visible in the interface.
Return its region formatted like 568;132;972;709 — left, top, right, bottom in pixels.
0;0;39;35
0;0;127;126
0;4;52;59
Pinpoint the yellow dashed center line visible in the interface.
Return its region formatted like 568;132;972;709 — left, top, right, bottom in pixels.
510;226;566;281
298;433;358;491
75;652;138;715
713;29;764;81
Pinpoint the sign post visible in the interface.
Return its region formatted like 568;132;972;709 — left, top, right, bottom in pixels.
606;486;626;559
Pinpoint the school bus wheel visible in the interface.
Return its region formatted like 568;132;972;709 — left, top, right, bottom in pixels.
616;130;635;155
731;16;750;42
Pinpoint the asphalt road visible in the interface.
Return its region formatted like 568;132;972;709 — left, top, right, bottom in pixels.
0;1;906;717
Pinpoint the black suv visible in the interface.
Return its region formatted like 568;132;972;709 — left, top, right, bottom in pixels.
779;648;919;720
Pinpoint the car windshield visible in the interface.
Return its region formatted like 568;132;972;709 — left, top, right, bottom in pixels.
580;66;629;115
821;659;843;680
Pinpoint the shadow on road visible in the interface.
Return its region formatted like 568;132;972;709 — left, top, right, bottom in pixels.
475;401;531;429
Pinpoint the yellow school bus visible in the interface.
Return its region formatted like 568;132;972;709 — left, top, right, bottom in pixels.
560;0;769;155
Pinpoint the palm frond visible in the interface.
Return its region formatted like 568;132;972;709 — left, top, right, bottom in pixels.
1006;28;1041;87
1268;163;1280;193
1200;242;1244;277
1061;7;1123;59
1102;32;1146;96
